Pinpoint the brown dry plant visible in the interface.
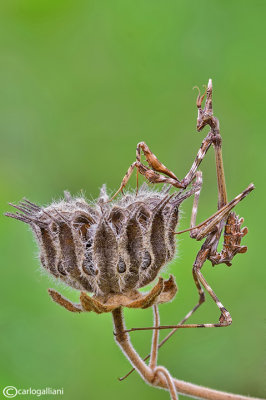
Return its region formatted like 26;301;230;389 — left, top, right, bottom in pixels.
6;79;261;400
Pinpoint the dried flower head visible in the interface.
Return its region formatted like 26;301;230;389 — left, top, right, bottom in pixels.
5;183;200;312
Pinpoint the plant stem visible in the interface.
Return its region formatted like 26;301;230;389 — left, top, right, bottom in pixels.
112;307;264;400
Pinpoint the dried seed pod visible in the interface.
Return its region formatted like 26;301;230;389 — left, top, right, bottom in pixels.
6;184;188;298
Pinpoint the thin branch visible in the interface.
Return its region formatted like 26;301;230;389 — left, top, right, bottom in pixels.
118;301;203;381
149;305;160;370
112;307;263;400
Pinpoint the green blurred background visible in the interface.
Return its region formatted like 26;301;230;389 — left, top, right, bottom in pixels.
0;1;265;399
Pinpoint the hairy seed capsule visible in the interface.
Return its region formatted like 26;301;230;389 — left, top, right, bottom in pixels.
6;184;193;297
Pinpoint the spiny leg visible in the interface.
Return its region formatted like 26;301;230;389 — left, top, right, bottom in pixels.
136;136;219;191
176;184;254;240
189;171;202;232
110;124;216;202
134;141;174;196
109;160;185;202
136;142;180;182
109;162;138;202
112;133;214;202
181;238;236;327
195;79;227;210
193;257;232;326
134;141;184;196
